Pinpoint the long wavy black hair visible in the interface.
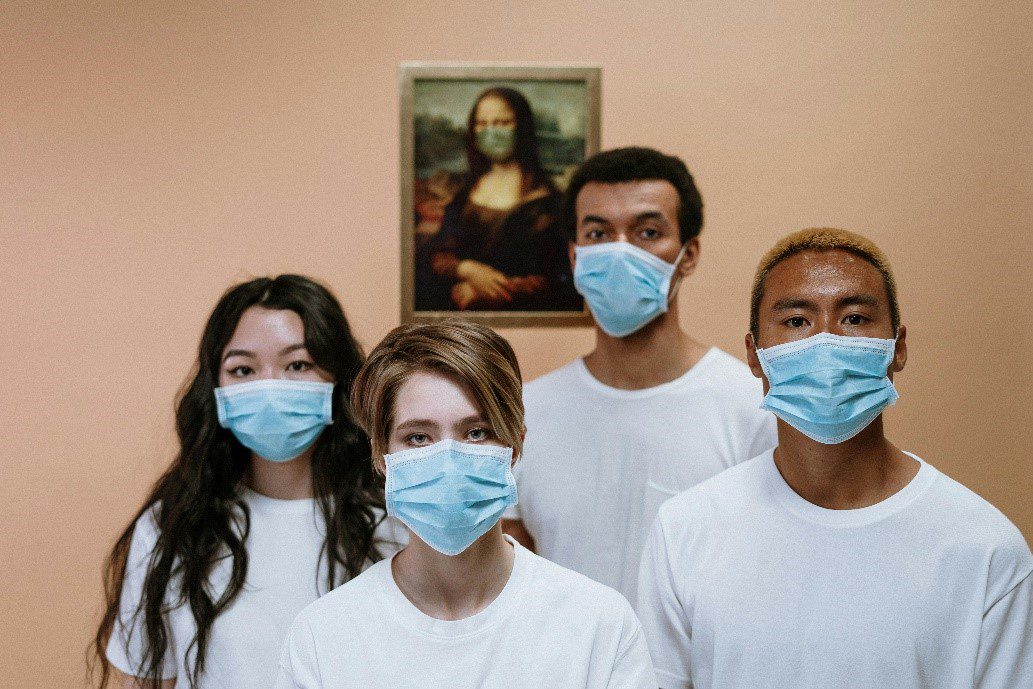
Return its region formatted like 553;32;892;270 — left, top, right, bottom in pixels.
465;86;555;194
90;275;387;688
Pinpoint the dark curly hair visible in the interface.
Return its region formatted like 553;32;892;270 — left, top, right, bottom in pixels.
563;146;704;242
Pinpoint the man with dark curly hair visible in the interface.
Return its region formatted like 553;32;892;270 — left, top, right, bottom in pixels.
503;147;776;605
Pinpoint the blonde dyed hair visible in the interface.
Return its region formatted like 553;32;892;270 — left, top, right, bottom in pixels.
750;227;900;339
351;320;525;468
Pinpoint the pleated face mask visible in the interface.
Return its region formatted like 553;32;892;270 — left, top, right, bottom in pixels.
214;379;334;462
573;242;686;338
384;439;517;556
756;332;899;444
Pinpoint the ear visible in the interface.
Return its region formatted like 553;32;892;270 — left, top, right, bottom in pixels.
676;237;701;277
568;241;576;272
889;324;907;376
745;331;764;379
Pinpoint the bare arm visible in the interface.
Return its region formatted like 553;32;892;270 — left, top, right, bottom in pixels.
501;518;536;552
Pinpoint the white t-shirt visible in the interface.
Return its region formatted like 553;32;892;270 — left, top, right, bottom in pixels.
637;450;1033;689
106;487;405;688
507;348;776;605
275;536;657;689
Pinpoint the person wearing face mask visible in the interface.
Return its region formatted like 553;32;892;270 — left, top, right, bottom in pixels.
92;275;404;689
637;228;1033;689
416;87;578;311
275;320;657;689
501;147;777;605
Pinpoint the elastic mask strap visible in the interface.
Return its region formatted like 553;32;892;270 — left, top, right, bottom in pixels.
665;243;689;305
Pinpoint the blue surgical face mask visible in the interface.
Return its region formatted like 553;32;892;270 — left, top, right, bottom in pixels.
215;379;334;462
573;242;686;338
476;126;516;163
756;332;899;444
385;439;517;556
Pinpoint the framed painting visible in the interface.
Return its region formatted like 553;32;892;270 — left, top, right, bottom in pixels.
400;62;600;326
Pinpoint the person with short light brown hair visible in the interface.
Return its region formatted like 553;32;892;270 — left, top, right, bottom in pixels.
276;320;658;689
351;319;526;468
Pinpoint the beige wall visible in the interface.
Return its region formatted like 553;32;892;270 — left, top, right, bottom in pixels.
2;1;1030;686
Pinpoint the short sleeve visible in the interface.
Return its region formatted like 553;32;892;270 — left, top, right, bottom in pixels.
636;512;693;689
105;507;177;679
275;615;322;689
606;603;660;689
974;568;1033;688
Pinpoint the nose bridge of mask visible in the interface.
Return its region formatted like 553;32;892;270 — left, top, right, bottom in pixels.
393;457;509;498
758;333;895;380
215;379;334;427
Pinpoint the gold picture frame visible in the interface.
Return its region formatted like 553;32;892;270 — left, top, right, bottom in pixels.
400;62;600;327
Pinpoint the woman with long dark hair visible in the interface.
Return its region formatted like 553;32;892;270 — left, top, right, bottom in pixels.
419;87;579;311
91;275;401;689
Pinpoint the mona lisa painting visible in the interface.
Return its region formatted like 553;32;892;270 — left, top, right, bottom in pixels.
400;62;600;326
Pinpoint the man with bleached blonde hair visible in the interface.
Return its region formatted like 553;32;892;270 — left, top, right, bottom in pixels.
637;228;1033;689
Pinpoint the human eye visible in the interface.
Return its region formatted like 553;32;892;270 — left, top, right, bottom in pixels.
227;365;253;378
406;433;431;446
843;314;869;326
466;427;492;442
287;359;313;372
638;226;661;240
784;316;809;328
583;227;606;241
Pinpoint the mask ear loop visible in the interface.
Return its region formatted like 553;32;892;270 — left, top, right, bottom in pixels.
665;242;689;305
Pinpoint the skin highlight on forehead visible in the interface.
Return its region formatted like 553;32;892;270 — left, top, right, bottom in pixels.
767;249;887;303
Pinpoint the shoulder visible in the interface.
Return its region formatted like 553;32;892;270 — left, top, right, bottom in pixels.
928;467;1029;548
292;558;388;631
522;547;637;625
657;454;771;531
690;348;765;401
924;465;1033;591
523;360;583;403
125;502;163;556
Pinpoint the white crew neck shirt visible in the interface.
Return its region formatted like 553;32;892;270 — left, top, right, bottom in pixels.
275;536;657;689
507;348;776;605
637;450;1033;689
106;487;405;688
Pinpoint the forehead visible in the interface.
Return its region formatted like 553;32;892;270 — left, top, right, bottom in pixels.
392;369;482;425
762;249;888;305
474;96;514;119
224;307;304;350
575;180;679;223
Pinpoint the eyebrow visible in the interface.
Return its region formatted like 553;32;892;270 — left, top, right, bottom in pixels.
580;211;668;226
222;343;308;363
771;295;882;311
394;419;440;432
393;415;487;433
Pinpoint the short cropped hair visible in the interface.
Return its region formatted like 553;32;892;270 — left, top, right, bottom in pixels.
350;320;525;468
564;146;704;243
750;227;900;340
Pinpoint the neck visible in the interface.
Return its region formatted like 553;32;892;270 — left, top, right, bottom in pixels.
583;300;709;390
246;449;314;500
392;524;514;621
489;160;521;174
772;417;919;509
